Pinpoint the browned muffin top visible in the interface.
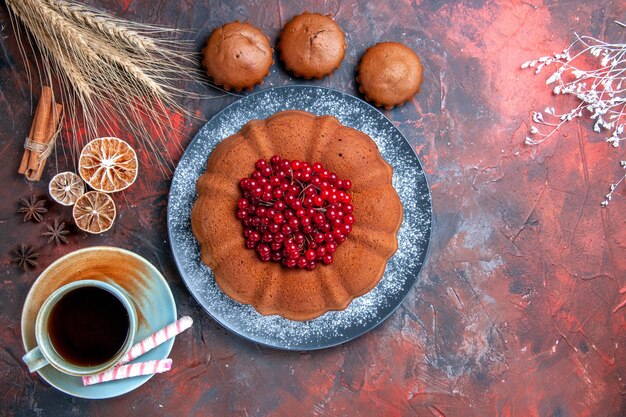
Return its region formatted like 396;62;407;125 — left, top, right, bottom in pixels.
277;13;346;80
202;21;273;91
356;42;423;109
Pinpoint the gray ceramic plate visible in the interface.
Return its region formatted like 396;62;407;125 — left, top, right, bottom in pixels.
21;246;177;399
168;86;431;350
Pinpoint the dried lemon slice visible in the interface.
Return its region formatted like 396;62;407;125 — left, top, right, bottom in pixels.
79;137;138;193
72;191;116;234
49;171;85;206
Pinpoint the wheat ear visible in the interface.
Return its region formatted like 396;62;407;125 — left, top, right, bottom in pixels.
6;0;210;172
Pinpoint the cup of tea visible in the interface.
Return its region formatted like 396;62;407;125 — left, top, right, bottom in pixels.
22;279;137;376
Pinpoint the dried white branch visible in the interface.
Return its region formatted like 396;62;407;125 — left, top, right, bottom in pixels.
522;31;626;206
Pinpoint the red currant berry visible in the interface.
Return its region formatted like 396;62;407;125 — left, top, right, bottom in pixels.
261;166;272;177
256;243;270;256
291;199;302;210
273;188;284;199
273;201;285;211
269;176;281;187
319;222;331;233
294;232;305;245
238;198;249;209
288;218;299;230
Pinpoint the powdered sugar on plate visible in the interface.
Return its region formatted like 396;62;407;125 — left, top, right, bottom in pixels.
167;86;431;350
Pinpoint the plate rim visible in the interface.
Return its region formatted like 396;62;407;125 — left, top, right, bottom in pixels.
167;84;432;351
20;245;177;399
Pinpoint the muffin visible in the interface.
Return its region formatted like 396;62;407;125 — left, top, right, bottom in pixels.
202;21;273;91
356;42;423;109
277;13;346;79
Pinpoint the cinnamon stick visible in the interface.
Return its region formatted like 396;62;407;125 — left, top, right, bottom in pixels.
27;103;63;181
18;86;63;181
18;86;53;175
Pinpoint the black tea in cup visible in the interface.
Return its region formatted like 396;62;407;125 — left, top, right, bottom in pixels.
48;286;130;366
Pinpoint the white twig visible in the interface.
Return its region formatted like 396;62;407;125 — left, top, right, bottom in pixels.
522;29;626;206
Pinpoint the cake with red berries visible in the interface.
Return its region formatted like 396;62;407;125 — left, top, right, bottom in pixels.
191;110;402;321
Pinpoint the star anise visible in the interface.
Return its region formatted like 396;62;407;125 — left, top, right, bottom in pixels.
42;218;69;245
18;195;47;223
11;244;40;271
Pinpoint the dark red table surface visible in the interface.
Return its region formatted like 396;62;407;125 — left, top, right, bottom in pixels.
2;1;626;416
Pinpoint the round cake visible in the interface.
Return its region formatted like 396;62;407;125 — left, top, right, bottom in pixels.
202;21;273;91
191;110;403;321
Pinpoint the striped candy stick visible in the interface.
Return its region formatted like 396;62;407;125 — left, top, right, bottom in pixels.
82;359;172;386
118;316;193;365
81;316;193;386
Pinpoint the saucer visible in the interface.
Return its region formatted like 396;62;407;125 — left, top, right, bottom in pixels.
21;246;177;399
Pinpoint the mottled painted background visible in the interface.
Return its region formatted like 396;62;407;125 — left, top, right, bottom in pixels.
1;1;626;416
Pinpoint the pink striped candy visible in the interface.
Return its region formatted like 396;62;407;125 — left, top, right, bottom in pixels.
82;359;172;386
119;316;193;365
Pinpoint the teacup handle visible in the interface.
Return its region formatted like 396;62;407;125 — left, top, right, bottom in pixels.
22;346;49;373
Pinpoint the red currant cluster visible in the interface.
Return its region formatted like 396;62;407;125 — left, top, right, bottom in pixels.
237;155;355;269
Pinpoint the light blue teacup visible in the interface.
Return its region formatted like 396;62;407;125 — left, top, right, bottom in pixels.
22;280;137;376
